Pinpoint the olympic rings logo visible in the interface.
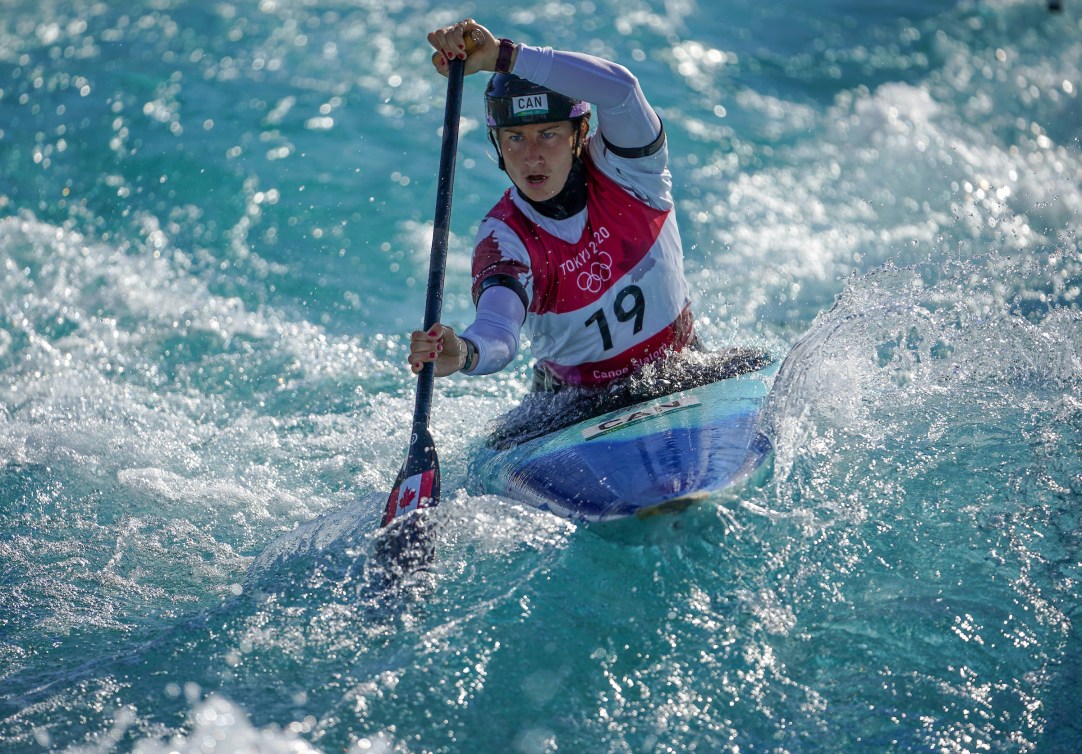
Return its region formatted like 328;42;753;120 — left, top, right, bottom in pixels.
577;251;613;293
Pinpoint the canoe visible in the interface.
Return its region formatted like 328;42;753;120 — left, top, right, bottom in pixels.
467;352;777;522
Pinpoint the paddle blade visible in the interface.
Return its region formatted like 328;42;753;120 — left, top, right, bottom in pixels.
381;427;441;527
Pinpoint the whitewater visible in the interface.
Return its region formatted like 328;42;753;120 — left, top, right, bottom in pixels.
1;1;1079;752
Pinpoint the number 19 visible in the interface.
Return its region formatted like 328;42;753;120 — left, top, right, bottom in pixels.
584;285;646;351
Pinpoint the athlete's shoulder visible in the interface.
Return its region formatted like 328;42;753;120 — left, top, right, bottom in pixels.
585;137;673;210
474;203;532;271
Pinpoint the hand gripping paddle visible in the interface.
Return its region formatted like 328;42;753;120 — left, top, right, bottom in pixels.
381;57;465;529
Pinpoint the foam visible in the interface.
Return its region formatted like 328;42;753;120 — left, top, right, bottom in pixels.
128;693;393;754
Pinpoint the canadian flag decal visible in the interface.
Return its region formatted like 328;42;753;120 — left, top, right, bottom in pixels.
388;470;436;521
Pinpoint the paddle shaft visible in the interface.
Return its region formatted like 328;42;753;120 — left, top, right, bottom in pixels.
411;58;465;439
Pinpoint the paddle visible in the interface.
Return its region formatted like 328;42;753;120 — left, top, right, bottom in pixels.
381;56;466;529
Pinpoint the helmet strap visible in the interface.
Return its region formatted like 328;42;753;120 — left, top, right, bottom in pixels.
571;116;589;158
487;129;506;171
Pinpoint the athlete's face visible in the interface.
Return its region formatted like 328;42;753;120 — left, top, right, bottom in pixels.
497;121;577;203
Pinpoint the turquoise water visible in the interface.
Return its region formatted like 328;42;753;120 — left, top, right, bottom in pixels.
1;0;1080;751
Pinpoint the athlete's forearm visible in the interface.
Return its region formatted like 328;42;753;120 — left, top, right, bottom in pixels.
512;44;662;151
460;285;525;375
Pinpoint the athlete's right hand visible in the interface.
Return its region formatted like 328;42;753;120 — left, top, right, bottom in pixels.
427;19;499;77
407;323;466;377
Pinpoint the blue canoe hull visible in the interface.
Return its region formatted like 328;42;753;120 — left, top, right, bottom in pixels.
468;363;777;522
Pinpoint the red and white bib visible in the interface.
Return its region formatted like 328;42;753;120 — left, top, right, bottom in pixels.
472;150;693;387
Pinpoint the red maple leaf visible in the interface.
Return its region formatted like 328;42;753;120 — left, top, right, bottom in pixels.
397;485;417;513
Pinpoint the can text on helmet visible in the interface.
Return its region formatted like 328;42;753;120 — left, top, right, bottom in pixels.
512;94;548;118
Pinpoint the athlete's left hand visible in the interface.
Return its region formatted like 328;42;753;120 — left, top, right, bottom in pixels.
407;323;466;377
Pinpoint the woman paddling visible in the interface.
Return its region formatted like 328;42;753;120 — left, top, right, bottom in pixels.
408;19;767;441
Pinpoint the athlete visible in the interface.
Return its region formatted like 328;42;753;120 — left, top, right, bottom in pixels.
407;19;700;392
